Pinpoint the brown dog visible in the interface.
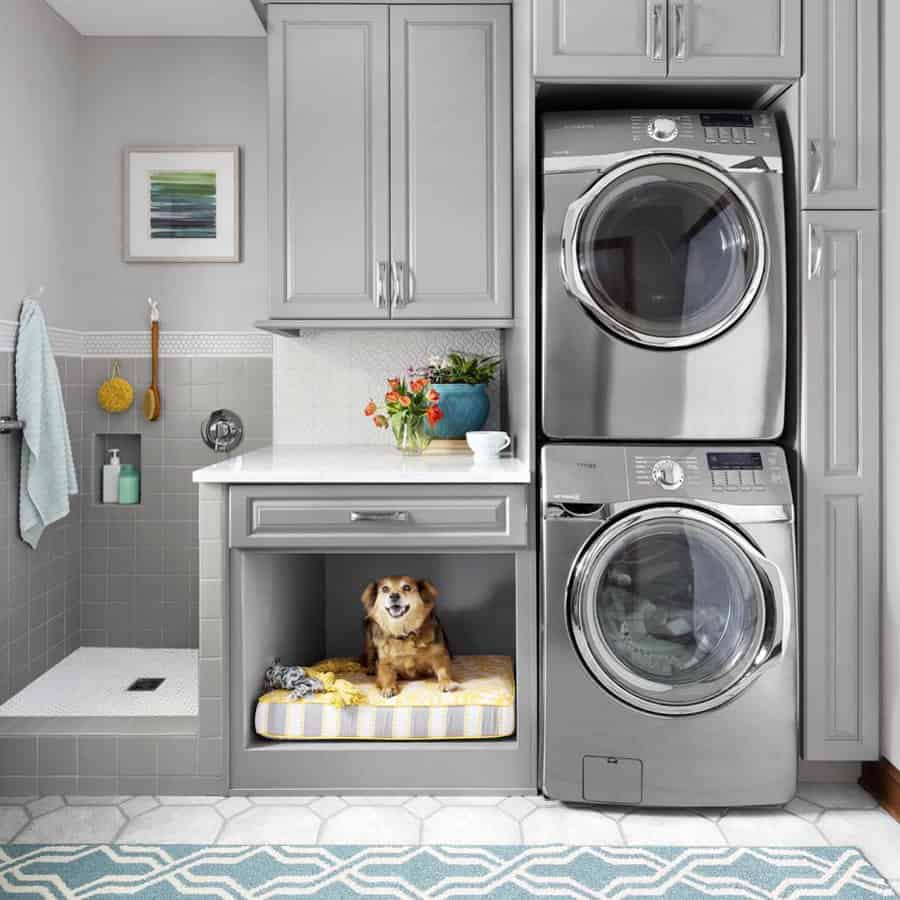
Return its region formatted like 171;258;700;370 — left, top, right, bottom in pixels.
360;576;458;698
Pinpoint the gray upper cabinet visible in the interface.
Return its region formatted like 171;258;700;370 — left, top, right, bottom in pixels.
668;0;801;79
534;0;799;80
801;211;880;761
268;3;511;322
269;5;390;318
802;0;880;210
390;6;511;319
534;0;668;79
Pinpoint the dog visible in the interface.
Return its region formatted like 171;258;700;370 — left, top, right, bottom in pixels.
360;576;458;698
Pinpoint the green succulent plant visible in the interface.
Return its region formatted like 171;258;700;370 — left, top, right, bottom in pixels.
426;352;503;385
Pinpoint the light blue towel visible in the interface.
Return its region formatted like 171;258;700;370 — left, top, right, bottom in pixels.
16;300;78;549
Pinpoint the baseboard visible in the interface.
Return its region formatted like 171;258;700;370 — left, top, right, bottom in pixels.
860;757;900;822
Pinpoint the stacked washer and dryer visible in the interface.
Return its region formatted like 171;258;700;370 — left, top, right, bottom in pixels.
539;111;798;807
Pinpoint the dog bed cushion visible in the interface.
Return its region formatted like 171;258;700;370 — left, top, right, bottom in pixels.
255;655;515;740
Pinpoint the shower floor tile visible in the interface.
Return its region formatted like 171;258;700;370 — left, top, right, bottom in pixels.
0;648;198;718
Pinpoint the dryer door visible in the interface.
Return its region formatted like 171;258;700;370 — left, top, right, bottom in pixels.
561;154;767;349
568;506;785;715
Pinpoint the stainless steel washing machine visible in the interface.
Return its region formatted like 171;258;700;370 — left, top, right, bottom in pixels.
541;444;797;807
541;111;787;440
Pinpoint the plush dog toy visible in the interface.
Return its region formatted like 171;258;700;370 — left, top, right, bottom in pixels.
263;659;323;700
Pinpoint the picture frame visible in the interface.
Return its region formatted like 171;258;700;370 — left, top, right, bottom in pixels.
124;146;240;263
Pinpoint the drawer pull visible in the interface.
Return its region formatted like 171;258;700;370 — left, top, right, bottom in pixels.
349;510;409;523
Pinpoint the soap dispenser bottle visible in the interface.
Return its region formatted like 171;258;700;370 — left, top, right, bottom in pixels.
103;448;121;504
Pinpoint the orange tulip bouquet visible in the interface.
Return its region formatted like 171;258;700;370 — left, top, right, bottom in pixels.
364;374;443;454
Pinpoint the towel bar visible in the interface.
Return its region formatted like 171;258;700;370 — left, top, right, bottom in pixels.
0;417;24;434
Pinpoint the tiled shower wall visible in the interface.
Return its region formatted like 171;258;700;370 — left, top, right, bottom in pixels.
79;356;272;649
0;352;83;706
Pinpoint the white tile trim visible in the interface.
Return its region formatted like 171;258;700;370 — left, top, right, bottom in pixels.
0;320;84;356
83;331;273;357
0;321;273;358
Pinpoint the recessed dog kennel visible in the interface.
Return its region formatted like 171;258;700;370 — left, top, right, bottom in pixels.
229;550;536;794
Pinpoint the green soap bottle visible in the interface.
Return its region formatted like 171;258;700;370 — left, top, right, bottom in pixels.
118;464;141;505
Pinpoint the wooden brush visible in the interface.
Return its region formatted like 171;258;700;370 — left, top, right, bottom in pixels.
143;298;161;421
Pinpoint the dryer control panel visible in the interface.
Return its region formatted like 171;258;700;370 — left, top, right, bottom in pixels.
543;110;782;168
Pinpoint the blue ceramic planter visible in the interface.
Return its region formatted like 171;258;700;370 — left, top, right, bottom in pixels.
427;382;490;439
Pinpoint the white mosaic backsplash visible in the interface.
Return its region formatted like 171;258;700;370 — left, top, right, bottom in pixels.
274;330;502;444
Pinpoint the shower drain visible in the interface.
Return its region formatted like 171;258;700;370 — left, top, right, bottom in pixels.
127;677;165;692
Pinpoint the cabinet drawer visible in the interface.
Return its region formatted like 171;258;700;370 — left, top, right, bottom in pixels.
230;485;527;548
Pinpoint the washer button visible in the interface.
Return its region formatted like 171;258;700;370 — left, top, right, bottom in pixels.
718;127;732;143
731;127;744;144
739;470;754;487
712;471;727;488
725;470;740;491
744;128;756;144
705;127;718;143
752;470;765;486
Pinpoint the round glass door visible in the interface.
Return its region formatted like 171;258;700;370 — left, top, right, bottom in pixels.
561;155;767;349
568;507;768;715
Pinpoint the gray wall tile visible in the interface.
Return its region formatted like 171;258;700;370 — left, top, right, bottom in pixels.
77;354;271;648
77;736;117;776
117;736;157;776
157;736;197;775
0;352;82;704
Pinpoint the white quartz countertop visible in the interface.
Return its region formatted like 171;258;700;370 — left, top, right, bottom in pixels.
192;444;532;484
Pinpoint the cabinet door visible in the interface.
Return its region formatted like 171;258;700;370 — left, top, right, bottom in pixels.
668;0;800;78
268;6;390;318
803;0;880;210
534;0;668;79
802;211;880;761
390;5;512;319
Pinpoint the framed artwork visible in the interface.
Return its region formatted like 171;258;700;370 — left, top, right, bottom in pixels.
124;146;240;262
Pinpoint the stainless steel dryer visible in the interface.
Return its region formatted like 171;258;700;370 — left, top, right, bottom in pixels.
541;444;797;806
541;111;787;440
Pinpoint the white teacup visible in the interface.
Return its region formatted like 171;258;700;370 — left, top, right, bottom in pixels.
466;431;511;459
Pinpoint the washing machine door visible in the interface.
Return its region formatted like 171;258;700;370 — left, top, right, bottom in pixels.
568;506;787;715
561;154;767;349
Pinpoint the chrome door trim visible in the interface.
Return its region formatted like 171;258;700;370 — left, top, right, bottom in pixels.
566;505;790;716
560;153;769;349
375;261;388;309
673;2;687;60
807;223;824;281
390;259;403;308
648;2;665;61
544;150;784;176
808;139;824;193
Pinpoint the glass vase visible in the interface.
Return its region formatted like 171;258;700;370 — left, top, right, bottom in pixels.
394;416;432;455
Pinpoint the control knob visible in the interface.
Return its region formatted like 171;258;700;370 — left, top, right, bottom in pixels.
649;116;679;142
652;458;685;490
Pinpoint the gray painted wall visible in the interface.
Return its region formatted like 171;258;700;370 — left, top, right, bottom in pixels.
0;0;80;328
0;352;82;705
74;37;268;332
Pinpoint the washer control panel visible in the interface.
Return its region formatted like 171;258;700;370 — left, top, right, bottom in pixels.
541;446;793;511
627;446;791;505
698;112;775;146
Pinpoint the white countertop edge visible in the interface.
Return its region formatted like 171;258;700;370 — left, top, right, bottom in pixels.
192;444;533;485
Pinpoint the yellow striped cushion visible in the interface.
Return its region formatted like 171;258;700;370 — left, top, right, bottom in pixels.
255;655;515;740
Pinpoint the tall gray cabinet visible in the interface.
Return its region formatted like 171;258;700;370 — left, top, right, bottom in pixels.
268;3;511;322
534;0;801;79
801;0;881;761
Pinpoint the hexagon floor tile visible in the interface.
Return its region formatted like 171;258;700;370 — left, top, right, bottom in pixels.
217;806;321;845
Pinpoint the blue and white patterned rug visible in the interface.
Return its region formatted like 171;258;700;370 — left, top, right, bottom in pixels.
0;845;893;898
